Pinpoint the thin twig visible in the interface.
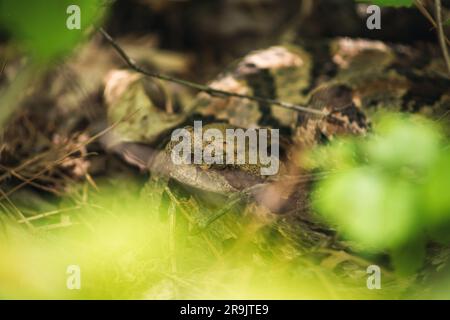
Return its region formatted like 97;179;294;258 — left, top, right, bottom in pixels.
99;28;327;117
0;164;62;195
168;201;177;273
197;195;243;232
0;147;52;183
415;0;450;46
0;187;34;230
17;206;81;224
164;187;222;259
435;0;450;75
0;110;140;201
0;60;6;76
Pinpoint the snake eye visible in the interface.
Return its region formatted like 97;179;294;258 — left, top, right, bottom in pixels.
141;78;168;112
237;62;259;76
310;84;353;110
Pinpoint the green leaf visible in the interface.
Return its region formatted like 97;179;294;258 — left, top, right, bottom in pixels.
311;113;448;275
356;0;414;7
0;0;106;62
391;236;426;276
313;168;420;250
366;114;442;172
423;149;450;228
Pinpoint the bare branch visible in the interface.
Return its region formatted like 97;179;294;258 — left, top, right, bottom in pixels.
99;28;328;117
415;0;450;46
435;0;450;76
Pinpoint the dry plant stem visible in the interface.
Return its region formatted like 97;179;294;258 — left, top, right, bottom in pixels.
415;1;438;29
164;187;222;259
99;28;327;117
0;110;140;201
168;201;177;273
0;164;62;195
0;145;53;183
0;187;33;230
417;1;447;43
16;206;81;224
435;0;450;75
0;60;5;75
195;194;244;233
415;0;450;46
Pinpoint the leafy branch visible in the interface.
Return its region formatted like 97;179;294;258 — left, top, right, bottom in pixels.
99;28;328;117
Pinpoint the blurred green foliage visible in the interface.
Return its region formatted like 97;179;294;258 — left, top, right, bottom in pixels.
0;115;448;298
0;182;404;299
0;0;106;62
309;114;450;275
356;0;414;7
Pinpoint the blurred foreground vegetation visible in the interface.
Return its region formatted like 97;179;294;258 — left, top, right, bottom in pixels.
0;114;448;299
0;0;450;300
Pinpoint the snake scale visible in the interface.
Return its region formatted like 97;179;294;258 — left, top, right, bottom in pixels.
105;37;450;187
104;38;450;272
